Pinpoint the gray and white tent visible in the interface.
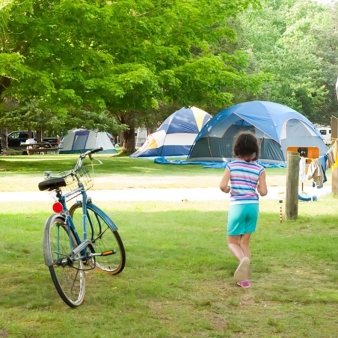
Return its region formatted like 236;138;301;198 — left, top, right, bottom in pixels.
59;129;117;154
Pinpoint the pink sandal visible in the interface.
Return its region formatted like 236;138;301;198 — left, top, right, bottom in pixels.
237;280;251;288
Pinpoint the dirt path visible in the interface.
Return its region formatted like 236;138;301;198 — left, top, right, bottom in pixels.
0;185;331;203
0;171;332;201
0;172;294;191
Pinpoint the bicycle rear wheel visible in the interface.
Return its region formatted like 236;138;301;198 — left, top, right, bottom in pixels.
69;203;126;275
43;215;85;307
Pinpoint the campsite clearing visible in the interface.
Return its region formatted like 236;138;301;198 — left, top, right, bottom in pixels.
0;155;337;337
0;171;291;192
0;154;331;191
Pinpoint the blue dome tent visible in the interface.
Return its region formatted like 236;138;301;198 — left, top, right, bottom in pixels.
187;101;327;163
131;107;211;158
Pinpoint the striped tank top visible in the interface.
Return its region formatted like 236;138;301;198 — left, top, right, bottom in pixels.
226;159;265;205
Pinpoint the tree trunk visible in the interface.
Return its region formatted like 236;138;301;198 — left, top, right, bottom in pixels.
122;125;136;154
118;113;137;154
0;76;11;99
0;127;7;152
0;77;11;153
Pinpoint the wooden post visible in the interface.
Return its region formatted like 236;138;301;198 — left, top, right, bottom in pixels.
331;138;338;196
331;116;338;140
285;151;300;220
330;118;338;195
333;168;338;196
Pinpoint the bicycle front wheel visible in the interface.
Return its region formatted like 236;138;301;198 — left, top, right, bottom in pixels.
69;203;126;275
43;215;86;308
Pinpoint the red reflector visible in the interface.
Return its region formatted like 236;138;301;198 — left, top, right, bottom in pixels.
52;202;63;213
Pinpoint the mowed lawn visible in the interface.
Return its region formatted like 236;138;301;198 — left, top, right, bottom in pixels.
0;155;338;338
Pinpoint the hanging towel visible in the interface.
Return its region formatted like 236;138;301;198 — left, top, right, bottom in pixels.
306;159;324;187
327;139;338;169
319;154;328;184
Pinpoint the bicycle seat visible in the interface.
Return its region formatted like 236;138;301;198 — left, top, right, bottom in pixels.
38;177;67;191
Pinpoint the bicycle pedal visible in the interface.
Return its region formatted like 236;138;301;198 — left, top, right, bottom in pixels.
101;250;116;256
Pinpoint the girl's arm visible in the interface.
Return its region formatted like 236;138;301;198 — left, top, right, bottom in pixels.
219;168;231;193
257;171;268;196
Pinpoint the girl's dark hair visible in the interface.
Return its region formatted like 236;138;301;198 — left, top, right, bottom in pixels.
233;132;260;160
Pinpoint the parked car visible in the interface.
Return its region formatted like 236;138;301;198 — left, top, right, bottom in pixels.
0;130;60;153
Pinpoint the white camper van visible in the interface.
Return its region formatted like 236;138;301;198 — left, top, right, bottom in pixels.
135;127;147;147
318;126;331;145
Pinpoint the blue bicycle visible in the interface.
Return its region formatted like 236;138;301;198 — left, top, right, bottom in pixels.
38;148;126;307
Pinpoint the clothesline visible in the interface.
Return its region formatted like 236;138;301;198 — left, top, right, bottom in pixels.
298;139;338;188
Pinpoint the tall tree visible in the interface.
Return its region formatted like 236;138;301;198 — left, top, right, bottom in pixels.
0;0;266;153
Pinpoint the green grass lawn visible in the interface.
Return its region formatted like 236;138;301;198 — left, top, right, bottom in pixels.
1;198;338;338
0;154;337;337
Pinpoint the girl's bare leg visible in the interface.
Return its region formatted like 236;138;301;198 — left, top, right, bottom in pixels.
239;233;251;259
227;234;251;281
227;235;244;261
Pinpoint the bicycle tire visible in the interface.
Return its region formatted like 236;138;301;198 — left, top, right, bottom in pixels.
43;215;86;307
69;203;126;275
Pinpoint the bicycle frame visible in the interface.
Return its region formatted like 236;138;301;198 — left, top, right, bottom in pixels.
40;147;126;307
43;180;119;267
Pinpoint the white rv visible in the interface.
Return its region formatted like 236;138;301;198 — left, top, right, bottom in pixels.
135;127;148;147
317;126;331;145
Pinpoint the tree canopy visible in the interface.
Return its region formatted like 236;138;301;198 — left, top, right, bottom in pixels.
0;0;265;151
235;0;338;124
1;0;337;153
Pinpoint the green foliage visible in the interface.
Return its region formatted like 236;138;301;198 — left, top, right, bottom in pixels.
6;0;337;148
236;0;338;123
0;0;264;139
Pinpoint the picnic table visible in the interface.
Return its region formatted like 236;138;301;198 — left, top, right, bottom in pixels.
20;141;59;155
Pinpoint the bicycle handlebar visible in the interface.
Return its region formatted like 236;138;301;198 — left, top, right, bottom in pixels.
75;147;103;170
81;147;103;159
